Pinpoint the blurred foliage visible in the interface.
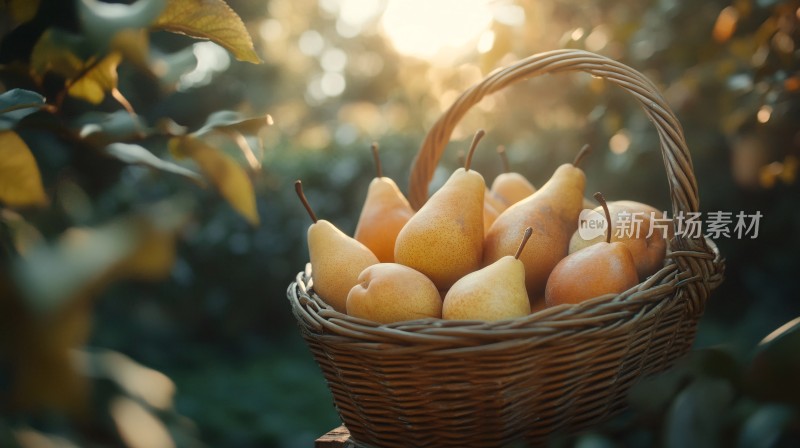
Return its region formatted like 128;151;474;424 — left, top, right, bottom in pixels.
558;318;800;447
0;0;798;447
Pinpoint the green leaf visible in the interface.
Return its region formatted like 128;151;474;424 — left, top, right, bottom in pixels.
193;111;272;170
152;0;261;64
68;52;123;105
195;110;273;136
169;135;260;225
150;46;198;86
105;143;203;182
0;89;46;130
664;378;735;448
737;404;797;448
75;110;149;143
0;131;48;208
78;0;166;43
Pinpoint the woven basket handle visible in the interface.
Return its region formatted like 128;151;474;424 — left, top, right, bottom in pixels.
409;49;700;221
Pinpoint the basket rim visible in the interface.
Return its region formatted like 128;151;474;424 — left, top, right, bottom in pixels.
287;237;723;346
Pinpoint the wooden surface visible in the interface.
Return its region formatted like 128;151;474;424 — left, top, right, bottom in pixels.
315;426;362;448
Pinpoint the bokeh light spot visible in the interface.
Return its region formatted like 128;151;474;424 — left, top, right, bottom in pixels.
610;130;631;154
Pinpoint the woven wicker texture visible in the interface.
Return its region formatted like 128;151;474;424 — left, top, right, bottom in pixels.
288;49;725;447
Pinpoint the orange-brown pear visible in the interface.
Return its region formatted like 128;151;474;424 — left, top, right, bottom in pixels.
394;131;486;290
296;180;378;313
354;143;415;262
483;145;591;297
545;193;639;306
568;200;671;280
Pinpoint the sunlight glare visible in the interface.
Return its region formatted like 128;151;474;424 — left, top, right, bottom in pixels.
381;0;492;61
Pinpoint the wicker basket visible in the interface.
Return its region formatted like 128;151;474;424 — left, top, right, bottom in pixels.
287;49;725;448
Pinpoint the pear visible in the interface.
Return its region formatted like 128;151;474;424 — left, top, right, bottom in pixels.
458;148;506;233
569;200;671;280
443;227;533;321
394;130;486;290
354;143;415;262
545;193;639;306
346;263;441;323
483;199;501;235
484;145;591;297
295;180;378;312
489;145;537;207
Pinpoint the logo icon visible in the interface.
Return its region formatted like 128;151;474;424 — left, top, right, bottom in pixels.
577;208;607;241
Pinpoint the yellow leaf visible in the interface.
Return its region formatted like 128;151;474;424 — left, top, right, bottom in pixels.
76;350;175;410
170;135;259;225
115;219;177;280
111;397;176;448
68;52;123;105
0;131;48;208
8;0;41;24
111;28;151;70
152;0;260;64
0;208;44;256
30;29;84;80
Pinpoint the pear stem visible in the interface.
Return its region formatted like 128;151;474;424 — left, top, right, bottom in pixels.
514;227;533;260
573;144;592;168
464;129;485;172
593;192;612;244
295;180;318;223
370;142;383;178
497;145;510;173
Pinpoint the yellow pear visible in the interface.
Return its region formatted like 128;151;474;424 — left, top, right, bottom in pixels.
458;149;506;233
296;180;378;313
568;200;671;280
489;145;537;207
394;130;486;290
484;145;590;297
346;263;441;323
354;143;415;262
443;227;533;321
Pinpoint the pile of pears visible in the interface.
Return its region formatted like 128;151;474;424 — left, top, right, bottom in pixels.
296;131;671;324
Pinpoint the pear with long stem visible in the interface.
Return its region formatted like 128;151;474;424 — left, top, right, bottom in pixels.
545;192;639;306
484;144;591;297
395;130;487;290
568;199;671;280
354;143;415;262
443;227;533;321
296;180;378;312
